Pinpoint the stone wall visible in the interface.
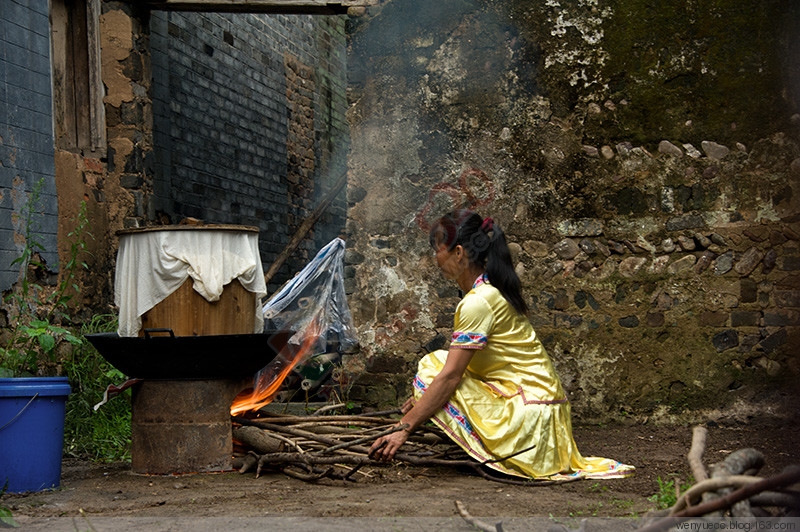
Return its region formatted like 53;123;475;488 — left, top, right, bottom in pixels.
343;0;799;422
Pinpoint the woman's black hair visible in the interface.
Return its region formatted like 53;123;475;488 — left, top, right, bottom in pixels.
430;209;528;315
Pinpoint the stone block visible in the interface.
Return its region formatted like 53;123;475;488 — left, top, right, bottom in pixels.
778;255;800;271
734;247;765;276
658;140;683;156
554;238;581;260
712;329;739;352
762;310;800;326
699;311;727;327
646;312;665;327
775;290;800;308
694;251;716;273
714;252;734;275
554;289;569;310
730;311;760;327
701;140;730;160
667;255;697;274
554;313;582;328
666;214;705;232
740;279;758;303
619;256;647;277
759;329;788;354
120;174;144;189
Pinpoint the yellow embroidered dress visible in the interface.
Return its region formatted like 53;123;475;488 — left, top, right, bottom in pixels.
414;275;634;480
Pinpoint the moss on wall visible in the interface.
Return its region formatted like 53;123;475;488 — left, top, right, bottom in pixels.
513;0;796;147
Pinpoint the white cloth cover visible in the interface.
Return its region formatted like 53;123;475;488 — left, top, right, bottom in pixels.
115;229;268;337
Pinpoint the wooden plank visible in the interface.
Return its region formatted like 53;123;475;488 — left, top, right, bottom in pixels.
140;278;256;337
86;0;106;154
71;0;92;151
50;1;72;148
142;0;376;14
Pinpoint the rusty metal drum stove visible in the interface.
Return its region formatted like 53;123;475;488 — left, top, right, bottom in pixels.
89;225;276;475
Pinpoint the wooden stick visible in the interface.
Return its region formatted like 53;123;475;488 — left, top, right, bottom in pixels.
356;408;403;417
687;425;708;482
235;417;572;486
670;475;764;514
677;467;800;516
311;403;346;415
318;423;409;455
639;468;800;532
238;452;259;474
263;171;347;286
749;490;800;509
292;420;394;429
342;462;364;481
264;430;307;453
280;466;334;481
455;500;504;532
245;414;399;424
236;418;349;447
233;425;284;454
258;452;370;466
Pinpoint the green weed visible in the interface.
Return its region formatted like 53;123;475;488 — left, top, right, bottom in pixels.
63;314;131;462
0;483;18;528
648;475;693;510
1;181;130;462
0;180;89;377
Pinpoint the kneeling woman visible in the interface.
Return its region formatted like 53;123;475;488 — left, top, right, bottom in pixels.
369;210;634;480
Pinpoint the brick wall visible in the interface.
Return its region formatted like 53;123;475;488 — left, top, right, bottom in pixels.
150;12;348;289
0;0;58;292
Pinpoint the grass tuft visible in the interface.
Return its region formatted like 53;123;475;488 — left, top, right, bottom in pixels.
63;314;131;462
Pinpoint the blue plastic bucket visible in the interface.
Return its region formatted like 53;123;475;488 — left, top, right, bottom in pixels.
0;377;71;493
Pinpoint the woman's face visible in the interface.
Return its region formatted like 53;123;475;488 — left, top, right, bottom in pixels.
434;242;464;281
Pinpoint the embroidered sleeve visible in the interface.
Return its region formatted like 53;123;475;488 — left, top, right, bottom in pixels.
451;292;494;349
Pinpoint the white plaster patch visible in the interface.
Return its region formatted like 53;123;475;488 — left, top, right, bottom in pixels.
372;265;407;298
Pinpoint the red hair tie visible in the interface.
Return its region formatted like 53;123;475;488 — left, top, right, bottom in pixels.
481;217;494;232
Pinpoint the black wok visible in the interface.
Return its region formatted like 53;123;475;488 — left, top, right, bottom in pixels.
86;329;291;380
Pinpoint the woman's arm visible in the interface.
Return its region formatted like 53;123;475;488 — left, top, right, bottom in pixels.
369;347;475;461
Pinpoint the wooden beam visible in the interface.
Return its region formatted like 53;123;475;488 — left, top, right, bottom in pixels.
263;170;347;287
86;0;106;154
140;0;375;15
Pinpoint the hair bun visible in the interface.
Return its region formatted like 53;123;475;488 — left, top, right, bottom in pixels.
481;217;494;232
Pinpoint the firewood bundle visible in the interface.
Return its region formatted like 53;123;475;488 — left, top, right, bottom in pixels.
231;409;471;482
638;425;800;532
230;409;545;485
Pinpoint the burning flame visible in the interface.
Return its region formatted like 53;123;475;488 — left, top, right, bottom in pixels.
230;317;322;416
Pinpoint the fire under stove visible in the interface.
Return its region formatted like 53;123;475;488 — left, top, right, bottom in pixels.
87;331;284;474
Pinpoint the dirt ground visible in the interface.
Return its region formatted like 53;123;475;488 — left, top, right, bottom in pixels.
4;417;799;531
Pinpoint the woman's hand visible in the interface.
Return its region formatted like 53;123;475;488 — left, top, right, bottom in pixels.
369;424;410;462
369;397;414;461
369;348;474;462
